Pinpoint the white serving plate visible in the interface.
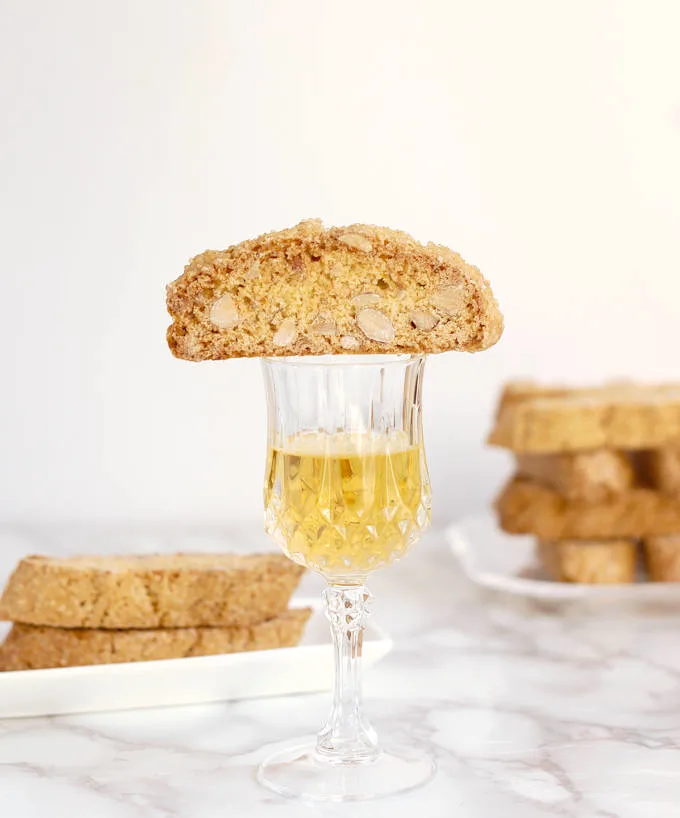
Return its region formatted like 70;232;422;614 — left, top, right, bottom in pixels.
0;597;392;719
446;514;680;602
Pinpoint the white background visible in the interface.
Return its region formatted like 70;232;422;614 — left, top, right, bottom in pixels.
0;0;678;525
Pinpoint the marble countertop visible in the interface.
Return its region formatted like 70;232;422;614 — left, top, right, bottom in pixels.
1;523;680;817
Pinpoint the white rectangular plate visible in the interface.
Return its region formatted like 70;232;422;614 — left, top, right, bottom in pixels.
0;597;392;719
447;514;680;602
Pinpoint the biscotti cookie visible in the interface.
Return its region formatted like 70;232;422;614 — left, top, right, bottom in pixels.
496;476;680;539
488;379;680;411
516;450;635;503
643;535;680;582
493;380;680;416
641;446;680;500
489;382;680;453
538;539;637;584
0;553;305;629
0;608;312;671
493;381;591;418
166;219;503;360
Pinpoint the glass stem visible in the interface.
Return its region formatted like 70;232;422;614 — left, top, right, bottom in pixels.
316;584;380;765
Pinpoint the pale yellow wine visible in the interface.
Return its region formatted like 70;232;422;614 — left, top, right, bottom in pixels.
264;432;431;578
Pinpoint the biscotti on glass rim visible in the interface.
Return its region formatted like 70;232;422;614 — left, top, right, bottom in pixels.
166;219;503;360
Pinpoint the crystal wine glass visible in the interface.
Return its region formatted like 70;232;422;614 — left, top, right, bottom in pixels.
258;354;434;801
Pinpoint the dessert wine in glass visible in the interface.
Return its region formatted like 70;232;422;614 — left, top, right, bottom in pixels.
258;354;434;801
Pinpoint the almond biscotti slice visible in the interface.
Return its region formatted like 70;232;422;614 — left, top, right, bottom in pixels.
516;450;636;503
538;539;637;584
643;534;680;582
0;608;312;671
488;381;680;453
166;219;503;360
0;553;305;629
496;476;680;539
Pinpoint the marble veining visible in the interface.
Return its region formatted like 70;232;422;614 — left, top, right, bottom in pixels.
1;524;680;816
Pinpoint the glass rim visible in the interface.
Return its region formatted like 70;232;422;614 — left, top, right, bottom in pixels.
261;353;425;369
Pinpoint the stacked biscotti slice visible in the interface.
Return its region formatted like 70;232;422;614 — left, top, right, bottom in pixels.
489;381;680;583
0;553;310;670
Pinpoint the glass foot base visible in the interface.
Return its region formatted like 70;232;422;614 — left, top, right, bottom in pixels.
257;742;436;802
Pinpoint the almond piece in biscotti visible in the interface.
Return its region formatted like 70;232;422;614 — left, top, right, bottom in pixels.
209;294;239;329
340;335;361;350
338;233;372;252
351;293;382;310
356;309;395;344
410;310;438;331
432;284;466;314
245;261;261;280
273;318;297;347
310;315;338;336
